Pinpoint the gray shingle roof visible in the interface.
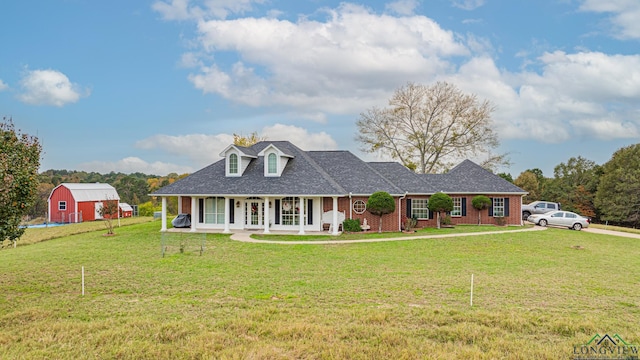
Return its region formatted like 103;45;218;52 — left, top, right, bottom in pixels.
151;142;526;197
424;159;526;194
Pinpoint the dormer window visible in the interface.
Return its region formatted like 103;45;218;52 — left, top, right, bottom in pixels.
229;154;238;174
268;153;277;174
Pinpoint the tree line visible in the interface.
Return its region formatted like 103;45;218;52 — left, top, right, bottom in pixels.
512;144;640;227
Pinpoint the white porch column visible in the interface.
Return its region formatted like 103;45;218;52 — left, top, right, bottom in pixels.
263;197;270;234
161;197;167;231
190;196;197;232
332;196;339;235
298;196;305;235
177;196;182;213
223;197;231;233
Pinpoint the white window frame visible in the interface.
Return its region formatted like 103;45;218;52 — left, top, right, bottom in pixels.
58;201;67;211
493;198;505;217
268;153;277;174
451;197;462;217
411;199;429;219
203;197;225;224
229;153;238;174
281;197;300;225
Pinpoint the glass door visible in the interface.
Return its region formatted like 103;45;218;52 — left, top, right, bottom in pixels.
245;200;263;228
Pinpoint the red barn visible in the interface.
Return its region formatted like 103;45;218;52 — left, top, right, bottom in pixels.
47;183;120;223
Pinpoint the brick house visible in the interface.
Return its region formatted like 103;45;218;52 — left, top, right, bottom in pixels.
151;141;527;234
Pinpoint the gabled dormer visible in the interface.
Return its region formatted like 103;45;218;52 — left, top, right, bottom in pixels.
219;145;257;177
258;143;294;177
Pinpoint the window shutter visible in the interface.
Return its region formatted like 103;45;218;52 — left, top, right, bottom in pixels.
275;199;280;225
504;198;510;216
462;198;467;216
429;209;434;219
229;198;234;224
406;199;412;217
198;198;204;223
307;199;313;225
488;198;494;217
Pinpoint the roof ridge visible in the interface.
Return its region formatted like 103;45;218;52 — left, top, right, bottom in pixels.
291;148;348;194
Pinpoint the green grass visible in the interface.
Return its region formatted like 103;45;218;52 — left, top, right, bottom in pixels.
1;223;639;359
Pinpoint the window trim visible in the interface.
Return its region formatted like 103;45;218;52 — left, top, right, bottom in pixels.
229;153;238;174
451;197;462;217
411;199;429;219
492;197;505;217
58;201;67;211
267;153;277;174
353;200;367;214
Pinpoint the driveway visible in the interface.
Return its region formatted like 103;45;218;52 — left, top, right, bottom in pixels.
583;227;640;239
229;226;547;245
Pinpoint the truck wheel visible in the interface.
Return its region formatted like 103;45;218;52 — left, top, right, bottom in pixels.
522;211;531;220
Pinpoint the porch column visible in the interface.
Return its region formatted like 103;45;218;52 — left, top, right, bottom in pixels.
298;196;305;235
263;197;270;234
177;196;182;213
223;197;231;233
190;196;197;232
161;197;167;231
332;196;339;235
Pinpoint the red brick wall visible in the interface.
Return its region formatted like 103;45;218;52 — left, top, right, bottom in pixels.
322;194;523;232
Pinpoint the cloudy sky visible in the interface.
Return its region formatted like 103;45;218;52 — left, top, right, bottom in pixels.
1;0;639;177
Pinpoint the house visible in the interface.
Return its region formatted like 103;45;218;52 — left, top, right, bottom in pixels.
48;183;120;223
151;141;526;234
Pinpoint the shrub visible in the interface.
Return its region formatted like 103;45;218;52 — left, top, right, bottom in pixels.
343;219;362;232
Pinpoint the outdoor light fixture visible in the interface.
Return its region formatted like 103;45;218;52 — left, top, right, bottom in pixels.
236;201;240;208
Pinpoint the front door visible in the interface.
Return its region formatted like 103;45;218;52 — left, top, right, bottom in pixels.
245;200;264;229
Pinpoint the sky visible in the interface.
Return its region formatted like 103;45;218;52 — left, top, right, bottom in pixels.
1;0;639;178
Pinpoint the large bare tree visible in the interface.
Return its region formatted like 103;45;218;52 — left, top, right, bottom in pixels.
356;82;505;174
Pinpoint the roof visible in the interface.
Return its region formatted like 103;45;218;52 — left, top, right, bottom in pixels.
151;141;526;197
424;160;527;194
52;183;120;202
119;203;133;211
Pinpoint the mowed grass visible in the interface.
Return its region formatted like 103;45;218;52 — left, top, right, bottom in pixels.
1;223;639;359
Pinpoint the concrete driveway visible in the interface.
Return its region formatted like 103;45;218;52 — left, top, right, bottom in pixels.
583;227;640;239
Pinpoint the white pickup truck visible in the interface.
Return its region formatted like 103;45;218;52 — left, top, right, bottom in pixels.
522;201;561;220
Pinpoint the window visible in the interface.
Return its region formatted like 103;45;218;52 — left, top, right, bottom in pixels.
411;199;429;219
229;154;238;174
451;197;462;217
268;153;277;174
353;200;366;214
492;198;505;217
58;201;67;211
281;197;300;225
201;197;225;224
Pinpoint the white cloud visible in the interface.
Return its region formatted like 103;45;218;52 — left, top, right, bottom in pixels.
152;0;265;20
78;157;193;176
18;69;88;107
451;0;486;11
261;124;338;150
133;124;338;172
187;3;468;113
385;0;419;15
0;79;8;91
135;133;234;166
580;0;640;39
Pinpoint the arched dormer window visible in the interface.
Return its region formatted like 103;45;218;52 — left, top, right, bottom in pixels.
229;153;238;174
268;153;277;174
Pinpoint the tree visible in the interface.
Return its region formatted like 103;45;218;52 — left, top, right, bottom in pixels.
356;81;506;174
366;191;396;233
97;198;120;235
427;192;453;229
595;144;640;227
544;156;601;217
234;131;266;147
0;118;42;247
515;171;541;204
471;195;491;225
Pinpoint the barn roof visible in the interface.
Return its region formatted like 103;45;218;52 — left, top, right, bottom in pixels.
119;203;133;211
52;183;120;202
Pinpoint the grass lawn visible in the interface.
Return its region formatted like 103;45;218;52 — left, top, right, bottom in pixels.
1;222;639;359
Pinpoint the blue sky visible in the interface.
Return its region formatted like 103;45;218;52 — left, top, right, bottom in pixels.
1;0;639;177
